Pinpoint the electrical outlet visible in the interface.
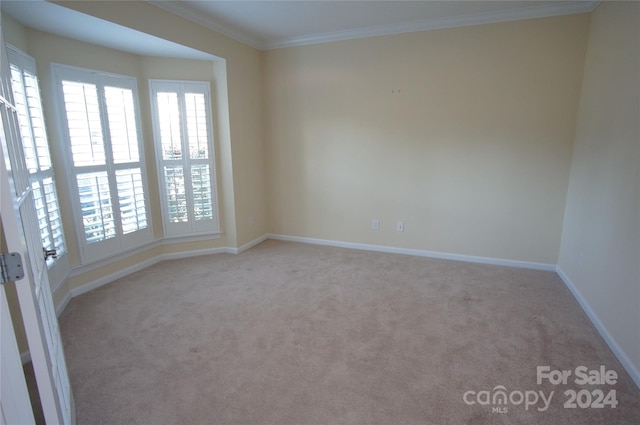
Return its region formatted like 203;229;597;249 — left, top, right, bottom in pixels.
396;221;404;232
372;219;380;230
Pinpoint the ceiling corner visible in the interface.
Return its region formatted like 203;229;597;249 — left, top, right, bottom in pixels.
146;0;266;50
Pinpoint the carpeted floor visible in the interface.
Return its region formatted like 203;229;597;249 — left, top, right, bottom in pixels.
59;240;640;424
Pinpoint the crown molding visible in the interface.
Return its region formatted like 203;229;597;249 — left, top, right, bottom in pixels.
147;1;599;52
266;1;600;50
146;0;265;50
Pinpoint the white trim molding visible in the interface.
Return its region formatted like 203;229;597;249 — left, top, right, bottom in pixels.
556;266;640;390
64;234;269;301
268;234;556;271
148;1;600;51
68;246;230;299
147;0;262;49
267;1;600;50
54;289;72;319
234;234;270;255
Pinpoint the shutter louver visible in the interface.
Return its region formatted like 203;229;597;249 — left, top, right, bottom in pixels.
191;164;212;220
116;168;147;234
10;65;38;172
164;165;187;223
77;172;116;244
43;177;65;257
24;71;51;170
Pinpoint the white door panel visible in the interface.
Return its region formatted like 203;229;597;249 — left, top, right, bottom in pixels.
1;22;74;425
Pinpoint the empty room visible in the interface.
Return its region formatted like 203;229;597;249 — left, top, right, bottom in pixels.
0;0;638;424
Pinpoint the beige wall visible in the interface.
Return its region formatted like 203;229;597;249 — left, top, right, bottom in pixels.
1;9;27;50
559;1;640;377
263;14;590;264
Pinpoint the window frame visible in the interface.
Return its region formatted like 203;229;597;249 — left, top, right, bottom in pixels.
51;63;153;263
149;79;220;238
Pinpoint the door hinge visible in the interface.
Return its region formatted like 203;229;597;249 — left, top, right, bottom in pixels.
0;252;25;284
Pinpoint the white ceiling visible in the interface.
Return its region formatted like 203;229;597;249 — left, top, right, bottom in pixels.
1;0;599;56
151;0;599;50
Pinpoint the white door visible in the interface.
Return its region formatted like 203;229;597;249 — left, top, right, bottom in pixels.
0;279;35;425
0;24;74;425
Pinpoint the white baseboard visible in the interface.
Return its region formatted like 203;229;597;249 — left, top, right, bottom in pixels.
236;234;270;254
161;246;230;260
69;255;164;298
69;246;230;299
267;234;556;271
66;236;270;301
55;288;72;318
556;266;640;390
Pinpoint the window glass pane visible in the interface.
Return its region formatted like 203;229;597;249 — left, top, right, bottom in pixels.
164;165;187;223
77;172;116;244
185;93;208;159
62;81;105;167
105;86;140;164
157;92;182;160
191;164;213;220
115;168;148;234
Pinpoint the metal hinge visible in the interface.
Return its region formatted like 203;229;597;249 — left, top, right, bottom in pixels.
0;252;25;284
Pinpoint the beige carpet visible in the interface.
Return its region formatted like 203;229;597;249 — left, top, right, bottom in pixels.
59;240;640;424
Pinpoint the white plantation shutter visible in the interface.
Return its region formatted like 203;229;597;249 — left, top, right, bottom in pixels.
41;177;65;253
115;168;147;234
7;46;69;290
191;164;213;220
62;81;106;166
150;80;219;237
76;171;116;244
105;86;140;164
185;92;209;159
163;165;188;223
53;64;152;262
157;92;182;161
